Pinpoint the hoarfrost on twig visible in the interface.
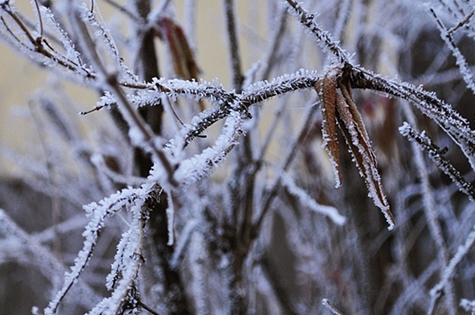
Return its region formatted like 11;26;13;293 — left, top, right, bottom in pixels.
429;224;475;301
460;298;475;314
280;171;346;225
399;122;475;201
322;298;346;315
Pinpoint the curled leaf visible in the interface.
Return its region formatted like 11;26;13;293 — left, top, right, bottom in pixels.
316;66;395;230
316;68;342;187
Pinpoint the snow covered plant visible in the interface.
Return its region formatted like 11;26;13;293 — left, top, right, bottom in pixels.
3;0;475;314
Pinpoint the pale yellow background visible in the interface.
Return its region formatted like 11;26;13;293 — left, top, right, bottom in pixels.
0;0;268;174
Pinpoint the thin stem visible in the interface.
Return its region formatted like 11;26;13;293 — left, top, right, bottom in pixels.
447;10;474;35
430;8;475;94
285;0;351;64
252;98;320;237
28;103;62;260
260;7;287;81
33;0;44;37
138;301;162;315
222;0;243;91
333;0;352;41
322;299;346;315
0;3;94;77
401;103;456;315
102;0;143;23
68;0;177;186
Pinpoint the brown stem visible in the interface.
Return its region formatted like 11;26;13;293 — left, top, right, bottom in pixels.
222;0;243;91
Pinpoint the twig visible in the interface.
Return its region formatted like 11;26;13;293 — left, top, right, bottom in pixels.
322;299;346;315
33;0;44;36
138;301;162;315
399;123;475;201
0;2;94;78
333;0;352;42
253;97;320;236
430;8;475;94
222;0;244;91
448;10;474;35
429;224;475;311
400;103;456;315
260;7;288;80
102;0;142;23
0;209;99;311
68;1;177;187
28;102;63;260
284;0;351;64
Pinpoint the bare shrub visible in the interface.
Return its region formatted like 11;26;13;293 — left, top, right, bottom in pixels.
1;0;475;314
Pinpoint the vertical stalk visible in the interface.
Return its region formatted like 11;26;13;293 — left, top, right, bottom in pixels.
401;103;456;315
130;0;164;175
222;0;243;92
129;1;191;314
221;1;250;314
226;151;255;315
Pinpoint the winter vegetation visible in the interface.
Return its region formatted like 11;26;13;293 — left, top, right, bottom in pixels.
2;0;475;314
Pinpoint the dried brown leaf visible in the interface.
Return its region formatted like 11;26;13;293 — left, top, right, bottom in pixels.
316;66;395;230
335;100;394;228
339;80;377;165
336;79;394;229
316;68;342;187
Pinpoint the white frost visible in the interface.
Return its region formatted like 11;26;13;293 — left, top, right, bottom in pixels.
280;171;346;225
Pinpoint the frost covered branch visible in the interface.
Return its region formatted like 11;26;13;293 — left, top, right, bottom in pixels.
284;0;351;64
0;209;99;311
322;298;346;315
429;8;475;94
0;1;94;80
45;184;160;314
399;122;475;201
429;225;475;311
